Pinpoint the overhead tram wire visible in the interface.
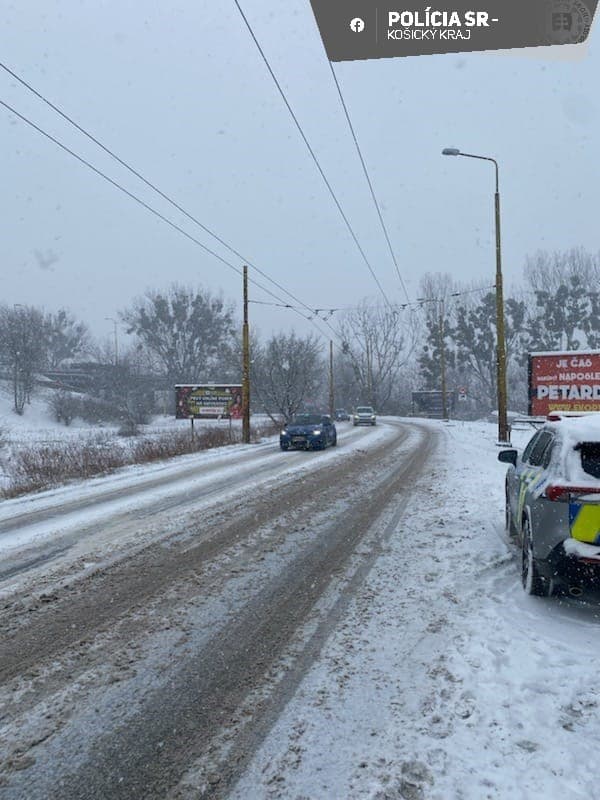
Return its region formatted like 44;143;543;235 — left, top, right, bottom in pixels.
411;284;498;330
327;62;410;304
0;98;336;343
251;283;496;319
232;0;392;310
0;61;331;329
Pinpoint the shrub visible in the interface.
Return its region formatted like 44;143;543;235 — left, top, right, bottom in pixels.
48;389;79;426
1;422;276;498
117;418;139;437
76;396;123;424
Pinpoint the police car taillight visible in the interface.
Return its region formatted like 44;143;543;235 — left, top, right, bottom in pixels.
546;412;586;421
545;485;569;501
545;485;600;501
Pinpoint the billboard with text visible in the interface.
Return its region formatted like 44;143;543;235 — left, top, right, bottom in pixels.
529;351;600;416
175;384;244;420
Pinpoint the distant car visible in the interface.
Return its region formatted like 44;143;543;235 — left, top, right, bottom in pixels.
334;408;350;421
353;406;376;426
499;414;600;597
280;413;337;451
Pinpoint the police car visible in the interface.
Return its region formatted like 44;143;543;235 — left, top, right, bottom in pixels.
499;413;600;597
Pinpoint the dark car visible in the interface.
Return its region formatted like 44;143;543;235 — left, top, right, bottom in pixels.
499;414;600;597
334;408;350;421
280;413;337;451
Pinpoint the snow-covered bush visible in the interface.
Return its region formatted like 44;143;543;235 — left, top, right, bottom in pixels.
47;390;79;426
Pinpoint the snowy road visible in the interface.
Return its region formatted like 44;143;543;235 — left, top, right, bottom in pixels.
0;418;433;798
2;418;600;799
0;421;389;585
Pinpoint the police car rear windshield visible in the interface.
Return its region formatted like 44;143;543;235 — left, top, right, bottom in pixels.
576;442;600;479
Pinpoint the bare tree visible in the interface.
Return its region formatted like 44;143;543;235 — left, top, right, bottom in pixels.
121;284;236;382
525;247;600;296
253;332;324;422
418;272;461;303
44;309;90;368
0;305;47;414
337;300;417;411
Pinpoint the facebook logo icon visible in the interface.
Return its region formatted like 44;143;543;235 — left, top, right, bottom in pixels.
350;17;365;32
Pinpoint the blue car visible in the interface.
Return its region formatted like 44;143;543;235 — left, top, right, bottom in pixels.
280;414;337;451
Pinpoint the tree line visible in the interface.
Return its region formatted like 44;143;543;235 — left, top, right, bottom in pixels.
2;247;598;422
418;247;600;413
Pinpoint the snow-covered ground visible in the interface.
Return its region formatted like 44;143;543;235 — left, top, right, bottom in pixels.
0;382;98;440
0;379;274;494
0;381;269;443
230;419;600;800
4;415;600;799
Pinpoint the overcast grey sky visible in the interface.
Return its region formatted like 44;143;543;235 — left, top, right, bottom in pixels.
1;1;598;346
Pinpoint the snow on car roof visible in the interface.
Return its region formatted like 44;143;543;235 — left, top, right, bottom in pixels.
547;413;600;439
546;414;600;483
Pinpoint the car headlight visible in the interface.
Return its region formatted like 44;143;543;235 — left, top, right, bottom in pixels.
312;429;322;435
281;430;289;436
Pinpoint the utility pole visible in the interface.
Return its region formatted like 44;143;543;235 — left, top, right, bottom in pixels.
13;305;24;412
494;176;509;443
329;340;334;417
242;265;251;444
105;317;119;365
366;339;373;407
439;299;448;420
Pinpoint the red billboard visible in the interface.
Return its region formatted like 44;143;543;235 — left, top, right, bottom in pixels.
529;351;600;416
175;384;243;420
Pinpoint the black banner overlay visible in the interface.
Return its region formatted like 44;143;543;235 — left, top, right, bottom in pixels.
309;0;597;61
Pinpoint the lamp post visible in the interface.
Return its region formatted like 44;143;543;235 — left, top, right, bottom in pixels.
442;147;509;444
438;299;448;420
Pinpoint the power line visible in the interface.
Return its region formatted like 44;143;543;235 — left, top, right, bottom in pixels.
327;62;410;303
0;61;331;327
250;299;340;316
411;284;498;334
414;284;497;308
232;0;392;309
0;97;337;342
1;60;378;348
250;284;496;313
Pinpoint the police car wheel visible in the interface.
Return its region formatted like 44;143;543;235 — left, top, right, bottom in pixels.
522;518;552;597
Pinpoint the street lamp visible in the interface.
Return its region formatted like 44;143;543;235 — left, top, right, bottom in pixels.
442;147;509;444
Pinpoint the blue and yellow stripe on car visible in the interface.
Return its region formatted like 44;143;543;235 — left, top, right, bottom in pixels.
517;467;541;523
569;501;600;544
